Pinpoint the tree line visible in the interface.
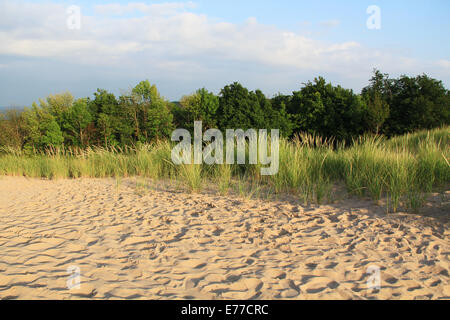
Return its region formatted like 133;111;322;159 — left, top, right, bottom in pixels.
0;70;448;151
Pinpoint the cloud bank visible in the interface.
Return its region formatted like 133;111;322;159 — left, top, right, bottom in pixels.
0;1;448;105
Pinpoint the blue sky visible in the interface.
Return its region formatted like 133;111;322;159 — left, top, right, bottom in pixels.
0;0;449;106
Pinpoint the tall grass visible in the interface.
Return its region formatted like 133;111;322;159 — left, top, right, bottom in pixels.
0;127;448;212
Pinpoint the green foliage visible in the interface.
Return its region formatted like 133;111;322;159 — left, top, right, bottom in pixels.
22;103;64;150
97;113;116;148
364;92;390;134
0;110;25;149
146;103;174;140
121;80;174;143
0;72;448;153
89;89;126;147
179;88;219;131
362;70;390;134
288;77;367;141
217;82;265;130
368;70;450;136
62;98;93;147
40;92;74;128
217;82;293;137
269;94;294;137
255;89;293;137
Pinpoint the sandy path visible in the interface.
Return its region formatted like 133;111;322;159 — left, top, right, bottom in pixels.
0;177;448;300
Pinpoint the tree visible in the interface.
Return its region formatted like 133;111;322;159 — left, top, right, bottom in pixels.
89;89;129;147
383;74;450;135
0;109;25;149
256;90;293;137
97;113;115;148
0;113;10;149
62;98;93;147
22;103;64;150
40;92;74;128
364;92;390;134
216;83;294;136
179;88;219;131
120;94;141;141
217;82;265;130
126;80;174;142
4;75;448;152
39;118;64;148
146;104;174;140
270;94;295;137
288;77;367;141
362;70;390;134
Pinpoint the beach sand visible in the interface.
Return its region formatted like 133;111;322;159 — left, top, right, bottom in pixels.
0;176;448;300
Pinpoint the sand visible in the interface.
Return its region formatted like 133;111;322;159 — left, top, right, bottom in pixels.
0;176;448;300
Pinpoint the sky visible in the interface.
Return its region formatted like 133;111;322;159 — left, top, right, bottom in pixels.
0;0;449;106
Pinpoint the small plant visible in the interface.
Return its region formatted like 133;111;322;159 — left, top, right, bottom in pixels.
215;164;232;196
0;126;447;212
178;163;203;193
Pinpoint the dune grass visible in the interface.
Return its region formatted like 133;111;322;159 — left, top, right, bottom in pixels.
0;127;448;213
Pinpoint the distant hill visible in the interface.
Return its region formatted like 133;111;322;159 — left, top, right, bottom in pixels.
0;106;25;114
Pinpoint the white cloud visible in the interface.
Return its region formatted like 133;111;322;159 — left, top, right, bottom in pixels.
0;2;380;72
94;1;196;16
0;0;448;98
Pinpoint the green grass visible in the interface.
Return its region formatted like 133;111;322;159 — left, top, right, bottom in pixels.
0;127;449;212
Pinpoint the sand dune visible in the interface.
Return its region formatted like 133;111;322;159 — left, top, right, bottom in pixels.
0;177;448;300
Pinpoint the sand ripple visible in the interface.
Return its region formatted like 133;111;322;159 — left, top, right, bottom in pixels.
0;177;448;300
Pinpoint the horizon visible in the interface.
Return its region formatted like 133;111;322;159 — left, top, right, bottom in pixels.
1;0;449;106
